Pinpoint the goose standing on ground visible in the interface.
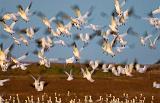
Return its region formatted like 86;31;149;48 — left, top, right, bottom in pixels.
135;64;149;73
125;63;134;77
89;60;99;73
38;49;50;68
111;66;120;76
153;81;160;88
128;28;152;46
18;26;39;39
54;20;72;36
36;36;53;51
71;42;83;61
0;79;10;86
64;69;74;81
74;32;97;47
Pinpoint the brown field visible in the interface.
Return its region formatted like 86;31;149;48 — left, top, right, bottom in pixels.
0;63;160;102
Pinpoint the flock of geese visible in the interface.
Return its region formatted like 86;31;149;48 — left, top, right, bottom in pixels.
0;0;160;97
0;92;156;103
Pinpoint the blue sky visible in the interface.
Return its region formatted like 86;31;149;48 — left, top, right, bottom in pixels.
0;0;160;64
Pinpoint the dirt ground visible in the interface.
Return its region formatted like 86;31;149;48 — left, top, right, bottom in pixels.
0;64;160;102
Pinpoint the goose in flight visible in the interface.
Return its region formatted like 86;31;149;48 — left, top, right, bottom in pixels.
70;5;94;29
1;12;18;22
18;26;39;39
30;75;47;92
36;36;53;51
18;34;29;46
74;32;96;47
17;1;32;22
81;67;94;82
111;66;120;76
101;36;117;57
11;52;30;70
54;40;67;46
35;11;56;30
128;28;152;46
34;49;50;68
151;6;160;15
65;56;75;64
118;7;136;25
64;69;73;81
71;42;84;61
117;65;126;75
54;20;72;36
0;21;16;35
142;17;160;29
58;6;94;29
0;79;10;86
12;36;21;45
149;34;160;49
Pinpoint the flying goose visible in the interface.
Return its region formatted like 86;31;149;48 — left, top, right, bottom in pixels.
35;11;56;30
71;5;94;28
149;34;160;49
1;12;18;22
101;36;117;57
0;21;16;35
18;26;39;39
11;52;30;70
17;1;32;22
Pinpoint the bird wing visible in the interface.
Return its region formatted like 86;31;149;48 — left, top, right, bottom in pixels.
64;71;70;76
4;44;14;55
30;75;36;81
25;1;32;14
49;16;56;22
10;21;16;29
71;5;81;18
153;34;160;44
0;79;10;83
82;6;94;19
114;0;122;15
17;52;29;61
